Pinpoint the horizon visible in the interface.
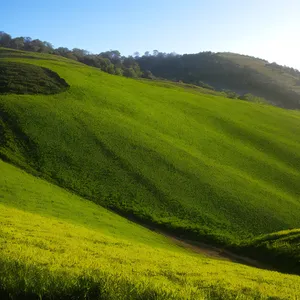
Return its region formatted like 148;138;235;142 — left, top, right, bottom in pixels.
2;0;300;70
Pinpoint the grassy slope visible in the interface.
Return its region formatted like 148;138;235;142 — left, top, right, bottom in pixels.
1;159;300;299
1;48;300;247
239;229;300;275
219;52;300;94
139;79;224;97
0;60;69;94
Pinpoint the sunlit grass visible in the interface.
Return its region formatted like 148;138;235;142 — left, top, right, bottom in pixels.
1;160;300;299
1;48;300;298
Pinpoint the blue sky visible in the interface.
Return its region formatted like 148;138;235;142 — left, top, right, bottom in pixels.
2;0;300;69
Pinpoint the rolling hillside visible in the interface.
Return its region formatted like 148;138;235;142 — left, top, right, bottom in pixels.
2;31;300;109
137;52;300;109
1;160;300;299
1;47;300;242
239;229;300;275
1;47;300;298
219;52;300;95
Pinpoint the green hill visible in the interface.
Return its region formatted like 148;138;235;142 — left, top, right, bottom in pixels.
2;31;300;109
1;159;300;299
1;48;300;297
137;52;300;109
238;229;300;275
219;52;300;95
1;47;300;242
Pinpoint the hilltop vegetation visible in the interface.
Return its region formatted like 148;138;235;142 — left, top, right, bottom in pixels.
1;31;300;108
220;52;300;94
137;52;300;109
0;60;69;94
1;160;300;299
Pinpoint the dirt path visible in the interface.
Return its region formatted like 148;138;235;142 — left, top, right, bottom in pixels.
107;208;273;271
160;232;273;271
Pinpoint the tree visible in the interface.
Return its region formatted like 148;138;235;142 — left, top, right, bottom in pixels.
142;70;155;79
0;32;12;47
123;57;142;77
23;37;33;51
123;68;137;78
82;55;99;67
10;37;25;50
114;67;123;76
65;52;78;61
100;50;121;64
133;52;140;59
72;48;89;60
153;50;159;56
106;64;115;74
43;41;53;52
223;90;239;99
27;39;46;52
97;57;112;72
55;47;71;56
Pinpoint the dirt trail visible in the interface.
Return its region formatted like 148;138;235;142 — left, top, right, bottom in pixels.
160;232;273;271
107;208;273;271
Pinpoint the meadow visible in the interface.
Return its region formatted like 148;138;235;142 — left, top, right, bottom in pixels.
1;160;300;299
1;48;300;298
1;48;300;244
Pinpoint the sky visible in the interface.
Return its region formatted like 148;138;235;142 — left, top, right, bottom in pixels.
2;0;300;69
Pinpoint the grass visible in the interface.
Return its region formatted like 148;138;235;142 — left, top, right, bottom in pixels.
1;48;300;292
219;52;300;94
237;229;300;275
139;78;224;97
1;159;300;299
1;47;300;247
0;60;69;94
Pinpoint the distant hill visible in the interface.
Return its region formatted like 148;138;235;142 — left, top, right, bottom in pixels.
1;31;300;109
220;52;300;97
137;52;300;109
219;52;300;94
